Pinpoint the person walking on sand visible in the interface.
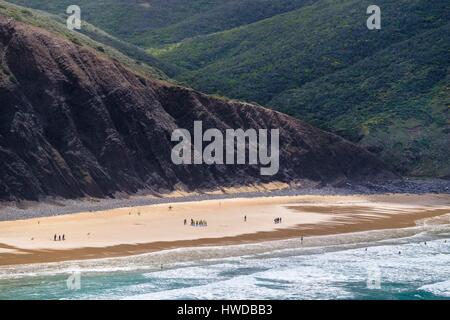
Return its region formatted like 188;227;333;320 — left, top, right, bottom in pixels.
62;234;65;241
184;219;187;226
58;235;61;241
54;234;57;241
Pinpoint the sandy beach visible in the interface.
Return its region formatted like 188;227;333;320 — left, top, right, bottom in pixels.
0;193;449;266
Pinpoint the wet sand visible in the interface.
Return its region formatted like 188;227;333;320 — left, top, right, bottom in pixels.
0;194;449;266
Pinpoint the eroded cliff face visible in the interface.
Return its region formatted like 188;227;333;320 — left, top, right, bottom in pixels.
0;16;394;201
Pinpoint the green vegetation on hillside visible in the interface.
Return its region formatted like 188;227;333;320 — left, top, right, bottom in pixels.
155;0;447;100
271;24;450;176
7;0;314;48
150;0;448;177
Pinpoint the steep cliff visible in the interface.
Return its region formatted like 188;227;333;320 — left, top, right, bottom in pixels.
0;16;394;201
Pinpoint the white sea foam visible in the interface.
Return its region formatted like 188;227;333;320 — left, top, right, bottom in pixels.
122;235;450;300
419;280;450;297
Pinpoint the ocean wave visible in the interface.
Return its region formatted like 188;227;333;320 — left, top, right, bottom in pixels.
121;235;450;300
419;280;450;297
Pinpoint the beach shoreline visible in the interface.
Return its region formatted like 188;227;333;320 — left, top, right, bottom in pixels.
1;178;449;222
0;193;449;267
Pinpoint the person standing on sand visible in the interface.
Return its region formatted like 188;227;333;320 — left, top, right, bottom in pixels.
54;234;57;241
58;235;61;241
244;216;247;222
184;219;187;225
62;234;65;241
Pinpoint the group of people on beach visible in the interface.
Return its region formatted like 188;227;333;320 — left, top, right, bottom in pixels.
183;215;285;227
53;234;65;241
274;217;283;224
185;219;208;227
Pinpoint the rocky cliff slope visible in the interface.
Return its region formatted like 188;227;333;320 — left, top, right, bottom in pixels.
0;16;395;201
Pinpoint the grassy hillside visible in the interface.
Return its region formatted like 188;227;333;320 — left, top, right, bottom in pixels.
7;0;314;48
156;0;447;101
272;24;450;176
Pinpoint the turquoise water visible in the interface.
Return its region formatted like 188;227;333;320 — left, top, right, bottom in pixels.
1;223;450;300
